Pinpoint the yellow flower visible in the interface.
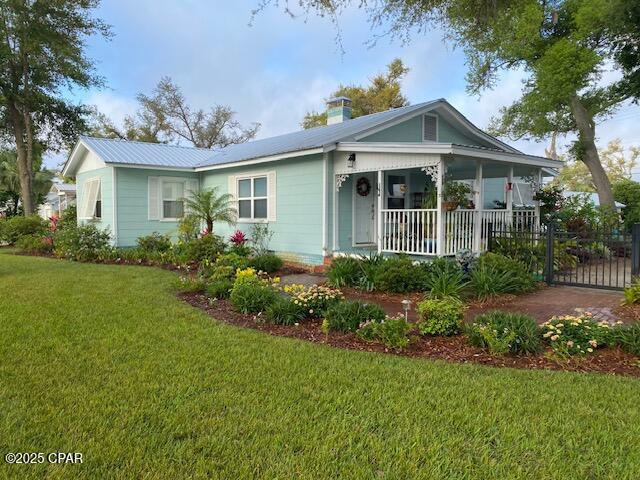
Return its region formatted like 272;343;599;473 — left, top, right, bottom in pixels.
587;348;593;353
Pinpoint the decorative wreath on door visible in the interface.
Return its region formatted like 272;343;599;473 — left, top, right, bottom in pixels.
356;177;371;196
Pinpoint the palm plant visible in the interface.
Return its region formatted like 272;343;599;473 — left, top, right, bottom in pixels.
182;187;236;234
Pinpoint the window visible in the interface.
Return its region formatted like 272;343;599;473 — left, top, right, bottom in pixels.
423;114;438;142
79;178;101;220
161;180;185;220
238;175;268;220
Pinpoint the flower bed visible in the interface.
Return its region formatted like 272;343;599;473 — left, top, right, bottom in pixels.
180;292;640;377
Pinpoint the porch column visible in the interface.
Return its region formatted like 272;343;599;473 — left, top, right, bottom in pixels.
322;153;329;257
473;161;483;253
377;170;383;253
506;166;514;211
506;165;514;229
436;158;444;256
534;168;542;229
333;175;339;252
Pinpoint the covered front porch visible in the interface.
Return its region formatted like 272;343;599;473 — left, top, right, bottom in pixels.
330;144;548;257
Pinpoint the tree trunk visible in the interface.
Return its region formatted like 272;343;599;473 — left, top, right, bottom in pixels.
7;101;35;215
568;95;615;210
206;219;213;234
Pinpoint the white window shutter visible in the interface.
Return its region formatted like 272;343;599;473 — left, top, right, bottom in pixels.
267;171;276;221
148;176;160;220
80;179;99;219
186;178;199;198
227;175;237;208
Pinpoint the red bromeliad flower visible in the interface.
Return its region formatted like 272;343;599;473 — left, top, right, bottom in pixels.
49;215;59;232
230;229;247;245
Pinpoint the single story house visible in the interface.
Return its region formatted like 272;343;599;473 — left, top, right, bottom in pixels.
38;182;76;220
62;98;562;265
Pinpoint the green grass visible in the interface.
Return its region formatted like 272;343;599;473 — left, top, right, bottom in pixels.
1;252;640;479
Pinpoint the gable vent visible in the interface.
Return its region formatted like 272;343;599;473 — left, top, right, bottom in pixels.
423;115;438;142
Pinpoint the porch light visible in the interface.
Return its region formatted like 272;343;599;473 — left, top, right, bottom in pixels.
401;299;412;321
347;153;356;169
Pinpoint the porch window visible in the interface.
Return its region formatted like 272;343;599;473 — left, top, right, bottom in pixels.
238;175;268;220
161;180;185;220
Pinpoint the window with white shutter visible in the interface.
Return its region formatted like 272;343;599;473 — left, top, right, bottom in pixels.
149;176;199;221
423;114;438;142
79;178;101;220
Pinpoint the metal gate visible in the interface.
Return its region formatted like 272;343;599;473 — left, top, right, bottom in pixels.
487;223;640;291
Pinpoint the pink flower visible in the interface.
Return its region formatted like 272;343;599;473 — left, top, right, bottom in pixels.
230;229;247;245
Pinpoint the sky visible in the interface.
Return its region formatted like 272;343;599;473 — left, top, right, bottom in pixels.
47;0;640;178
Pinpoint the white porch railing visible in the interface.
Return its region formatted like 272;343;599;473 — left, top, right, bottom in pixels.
380;209;438;255
381;208;538;256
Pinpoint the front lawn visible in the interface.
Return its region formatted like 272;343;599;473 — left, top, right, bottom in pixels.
1;252;640;479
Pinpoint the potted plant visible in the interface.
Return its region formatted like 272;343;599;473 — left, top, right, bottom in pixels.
443;180;472;211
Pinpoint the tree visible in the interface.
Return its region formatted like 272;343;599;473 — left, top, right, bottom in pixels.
0;0;110;215
182;187;236;234
302;59;409;129
91;77;260;148
0;148;53;216
266;0;640;209
555;139;639;192
612;179;640;232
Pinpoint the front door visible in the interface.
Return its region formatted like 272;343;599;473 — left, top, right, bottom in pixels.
353;172;376;244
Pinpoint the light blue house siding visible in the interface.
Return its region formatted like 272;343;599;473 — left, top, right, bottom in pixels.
200;154;325;265
115;167;199;247
360;113;487;147
77;167;115;240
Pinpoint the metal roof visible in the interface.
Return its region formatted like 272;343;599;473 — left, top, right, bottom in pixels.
70;99;520;172
197;101;439;167
52;183;76;192
79;136;213;168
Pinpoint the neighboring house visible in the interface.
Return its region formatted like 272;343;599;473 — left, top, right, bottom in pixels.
563;191;625;210
62;98;562;265
38;182;76;220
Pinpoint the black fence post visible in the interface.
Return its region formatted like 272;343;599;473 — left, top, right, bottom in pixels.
632;223;640;277
487;222;493;252
545;222;555;285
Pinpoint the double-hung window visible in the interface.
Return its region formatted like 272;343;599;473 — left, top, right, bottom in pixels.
161;180;185;220
238;176;268;220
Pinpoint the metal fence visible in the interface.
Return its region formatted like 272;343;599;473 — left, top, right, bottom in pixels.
487;223;640;290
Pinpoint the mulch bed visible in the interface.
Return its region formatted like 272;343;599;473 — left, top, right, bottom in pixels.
180;292;640;378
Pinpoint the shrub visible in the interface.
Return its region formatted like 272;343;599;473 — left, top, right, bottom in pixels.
0;215;47;244
216;252;250;271
284;284;343;317
356;254;386;291
541;314;615;356
466;311;541;355
357;315;412;350
229;281;279;314
136;232;172;252
53;223;111;261
424;258;467;299
174;275;207;294
265;298;306;325
15;234;53;254
250;253;283;274
373;256;428;293
206;279;234;299
326;256;362;287
324;300;386;332
623;278;640;305
611;322;640;356
184;234;226;262
417;297;464;336
469;253;536;300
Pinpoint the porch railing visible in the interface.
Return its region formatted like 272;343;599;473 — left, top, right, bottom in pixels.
380;209;438;255
381;208;538;256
